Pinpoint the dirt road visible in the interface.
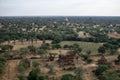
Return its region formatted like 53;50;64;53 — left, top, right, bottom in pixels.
3;60;20;80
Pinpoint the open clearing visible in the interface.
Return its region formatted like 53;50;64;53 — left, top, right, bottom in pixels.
61;41;103;53
2;40;52;50
108;33;120;38
2;40;102;54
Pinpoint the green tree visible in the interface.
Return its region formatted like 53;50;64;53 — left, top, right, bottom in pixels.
3;35;10;44
18;58;30;73
52;36;62;44
63;44;69;49
117;54;120;61
19;48;29;57
28;45;36;54
18;75;27;80
0;45;13;51
73;43;80;49
40;44;50;50
37;49;46;55
95;65;108;76
32;61;39;68
3;52;12;59
102;70;120;80
61;74;75;80
81;54;90;60
0;57;6;75
37;75;48;80
28;68;40;80
98;46;106;54
0;39;4;44
110;49;117;55
51;44;61;49
74;47;82;54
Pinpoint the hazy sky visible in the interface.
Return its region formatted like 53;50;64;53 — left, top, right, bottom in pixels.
0;0;120;16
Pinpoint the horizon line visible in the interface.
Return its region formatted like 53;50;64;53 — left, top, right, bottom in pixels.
0;15;120;17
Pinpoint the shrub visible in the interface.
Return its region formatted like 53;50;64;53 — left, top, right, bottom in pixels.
0;57;6;75
32;61;39;68
61;74;76;80
95;65;108;76
80;54;90;60
18;74;27;80
18;58;30;73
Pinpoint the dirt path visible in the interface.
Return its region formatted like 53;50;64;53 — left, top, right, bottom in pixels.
75;57;97;80
3;60;20;80
83;64;97;80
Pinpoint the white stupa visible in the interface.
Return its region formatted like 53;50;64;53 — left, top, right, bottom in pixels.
65;17;69;22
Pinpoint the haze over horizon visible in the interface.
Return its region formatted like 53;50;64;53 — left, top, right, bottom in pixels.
0;0;120;16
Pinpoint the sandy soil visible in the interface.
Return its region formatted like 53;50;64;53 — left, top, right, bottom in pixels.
48;49;70;55
77;31;92;38
2;40;52;50
108;33;120;38
2;60;20;80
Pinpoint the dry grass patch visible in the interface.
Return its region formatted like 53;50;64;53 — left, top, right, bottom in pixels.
61;41;103;53
108;33;120;38
2;40;52;50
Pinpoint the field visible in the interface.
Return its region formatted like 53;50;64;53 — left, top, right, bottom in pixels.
61;41;103;53
2;40;52;50
2;40;102;54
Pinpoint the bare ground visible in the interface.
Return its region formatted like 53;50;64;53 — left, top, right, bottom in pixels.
1;53;119;80
108;33;120;38
2;40;52;50
1;60;20;80
1;41;120;80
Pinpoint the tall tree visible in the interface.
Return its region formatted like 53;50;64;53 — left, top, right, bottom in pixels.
98;46;106;54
